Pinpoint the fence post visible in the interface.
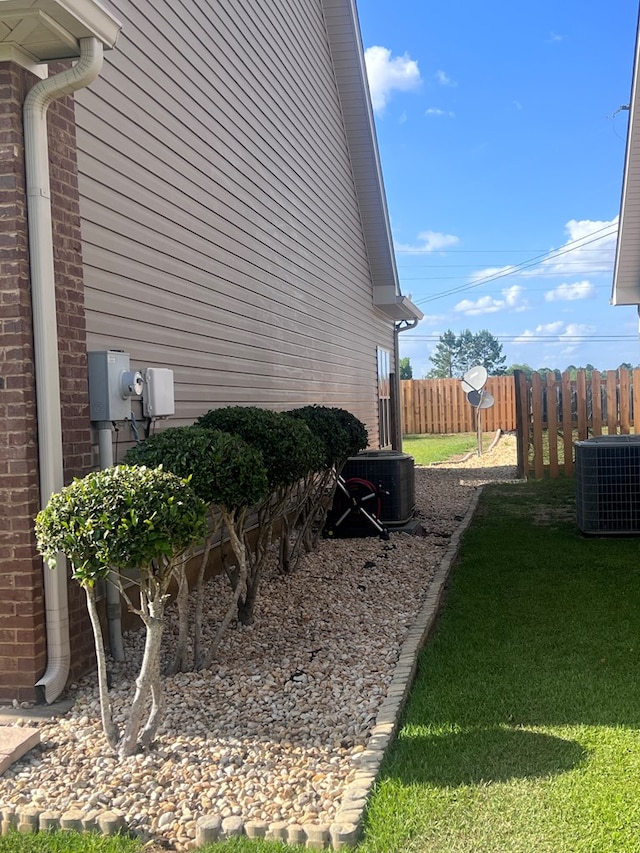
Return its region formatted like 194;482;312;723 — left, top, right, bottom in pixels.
531;372;544;479
591;371;602;436
606;370;618;435
620;367;631;434
546;372;559;478
561;370;574;476
513;370;529;479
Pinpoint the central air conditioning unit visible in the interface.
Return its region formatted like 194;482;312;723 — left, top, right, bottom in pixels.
340;450;415;526
575;435;640;535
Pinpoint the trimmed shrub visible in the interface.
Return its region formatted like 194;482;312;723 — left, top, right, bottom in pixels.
196;407;325;622
124;426;270;669
287;405;368;470
35;464;206;585
282;407;369;569
35;465;206;755
124;426;268;511
196;406;324;488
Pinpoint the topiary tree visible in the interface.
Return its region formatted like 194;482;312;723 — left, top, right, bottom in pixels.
35;465;206;756
196;406;324;622
288;406;368;472
285;406;369;568
124;426;268;670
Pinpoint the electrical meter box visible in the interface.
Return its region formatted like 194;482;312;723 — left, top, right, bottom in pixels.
143;368;175;418
87;350;142;422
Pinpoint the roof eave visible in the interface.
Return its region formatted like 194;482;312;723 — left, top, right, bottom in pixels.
612;9;640;306
321;0;420;326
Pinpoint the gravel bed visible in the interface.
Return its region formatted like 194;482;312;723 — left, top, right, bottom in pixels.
1;435;518;850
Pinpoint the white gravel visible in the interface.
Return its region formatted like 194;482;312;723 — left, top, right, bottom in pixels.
0;435;518;850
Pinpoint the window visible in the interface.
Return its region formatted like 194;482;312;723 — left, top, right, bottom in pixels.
377;346;391;448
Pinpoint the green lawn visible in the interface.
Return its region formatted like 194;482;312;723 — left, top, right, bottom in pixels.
208;478;640;853
8;477;640;853
402;433;494;465
361;477;640;853
0;833;140;852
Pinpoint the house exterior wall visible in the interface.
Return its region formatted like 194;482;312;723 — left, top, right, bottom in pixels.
0;62;94;702
74;0;394;444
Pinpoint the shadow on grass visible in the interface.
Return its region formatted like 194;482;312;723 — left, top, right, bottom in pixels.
386;726;587;787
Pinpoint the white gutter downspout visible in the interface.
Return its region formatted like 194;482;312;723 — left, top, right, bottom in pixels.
24;37;104;703
393;318;420;451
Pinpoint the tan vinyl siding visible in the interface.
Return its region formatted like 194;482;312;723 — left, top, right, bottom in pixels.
75;0;395;443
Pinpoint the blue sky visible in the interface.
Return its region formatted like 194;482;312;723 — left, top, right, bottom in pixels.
358;0;640;377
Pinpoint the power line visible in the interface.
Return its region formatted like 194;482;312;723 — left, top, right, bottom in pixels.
408;334;637;342
413;224;617;305
396;248;612;262
401;273;612;282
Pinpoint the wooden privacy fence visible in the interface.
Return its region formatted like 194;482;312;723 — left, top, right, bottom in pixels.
401;377;517;435
514;367;640;479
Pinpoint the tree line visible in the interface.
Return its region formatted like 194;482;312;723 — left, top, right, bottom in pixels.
399;329;637;380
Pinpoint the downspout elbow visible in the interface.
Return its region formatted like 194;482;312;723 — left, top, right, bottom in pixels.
25;37;104;703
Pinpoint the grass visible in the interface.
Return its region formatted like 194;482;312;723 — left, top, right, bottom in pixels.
7;477;640;853
0;832;140;852
403;432;495;465
361;477;640;853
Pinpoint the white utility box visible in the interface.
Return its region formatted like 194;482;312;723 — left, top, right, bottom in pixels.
143;368;175;418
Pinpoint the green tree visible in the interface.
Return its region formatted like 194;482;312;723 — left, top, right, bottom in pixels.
429;329;506;378
428;329;458;378
506;363;535;378
35;465;207;756
399;357;413;380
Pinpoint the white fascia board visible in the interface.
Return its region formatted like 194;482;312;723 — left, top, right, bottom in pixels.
612;9;640;306
322;0;418;323
0;0;121;63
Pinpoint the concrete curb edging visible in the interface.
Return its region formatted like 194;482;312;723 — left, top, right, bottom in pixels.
195;485;485;850
0;488;485;851
326;485;485;846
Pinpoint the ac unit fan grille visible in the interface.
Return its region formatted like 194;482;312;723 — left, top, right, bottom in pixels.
575;436;640;535
340;450;415;525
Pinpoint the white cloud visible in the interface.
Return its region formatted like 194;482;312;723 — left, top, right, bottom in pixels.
468;264;519;284
534;217;618;277
513;321;593;346
364;46;422;113
513;322;562;343
504;285;529;310
426;107;455;118
415;312;446;325
560;322;594;342
435;70;456;87
559;328;589;354
465;218;617;290
395;230;460;254
544;280;597;302
454;284;528;316
454;296;501;316
542;321;565;334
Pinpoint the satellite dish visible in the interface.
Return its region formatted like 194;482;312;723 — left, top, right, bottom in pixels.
467;389;495;409
461;365;488;394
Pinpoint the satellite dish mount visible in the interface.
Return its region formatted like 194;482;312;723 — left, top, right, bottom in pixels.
461;366;494;456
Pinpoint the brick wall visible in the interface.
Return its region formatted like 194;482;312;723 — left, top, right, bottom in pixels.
48;63;95;682
0;62;94;702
